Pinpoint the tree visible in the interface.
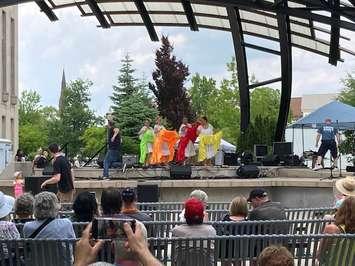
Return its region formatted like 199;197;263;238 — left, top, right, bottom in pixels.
149;36;195;129
81;126;106;157
250;87;281;121
338;73;355;106
19;90;42;126
56;79;97;157
111;54;157;137
189;74;217;116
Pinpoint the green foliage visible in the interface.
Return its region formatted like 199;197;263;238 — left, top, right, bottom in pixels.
19;90;42;126
19;124;48;160
80;127;106;157
189;74;217;115
121;136;139;155
250;88;281;121
338;73;355;106
111;54;158;137
54;79;98;157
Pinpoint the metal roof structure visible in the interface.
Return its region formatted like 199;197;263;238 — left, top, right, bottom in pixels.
2;0;355;141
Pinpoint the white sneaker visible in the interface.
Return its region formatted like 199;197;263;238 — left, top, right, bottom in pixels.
312;164;322;171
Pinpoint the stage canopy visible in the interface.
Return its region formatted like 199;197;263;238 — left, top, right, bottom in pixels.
288;101;355;130
2;0;355;141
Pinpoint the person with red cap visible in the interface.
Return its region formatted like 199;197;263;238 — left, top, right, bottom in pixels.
172;198;216;266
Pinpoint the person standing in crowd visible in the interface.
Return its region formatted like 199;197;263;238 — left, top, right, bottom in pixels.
13;193;34;223
313;118;341;170
121;188;153;221
13;171;24;198
248;188;286;221
102;120;121;180
172;198;216;266
197;116;222;166
138;120;155;167
40;143;75;203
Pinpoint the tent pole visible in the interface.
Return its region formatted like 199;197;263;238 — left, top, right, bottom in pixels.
337;120;342;177
302;124;305;154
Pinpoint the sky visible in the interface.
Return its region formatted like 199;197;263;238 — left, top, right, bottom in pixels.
19;4;355;115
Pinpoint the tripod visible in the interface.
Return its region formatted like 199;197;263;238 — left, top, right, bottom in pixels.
320;166;336;180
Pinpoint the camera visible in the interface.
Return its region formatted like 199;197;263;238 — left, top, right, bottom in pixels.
92;217;136;240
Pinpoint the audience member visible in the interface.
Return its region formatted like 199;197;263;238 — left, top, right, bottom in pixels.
0;191;20;261
13;192;34;223
73;222;162;266
72;191;98;222
172;198;216;266
248;188;286;220
257;245;294;266
222;196;248;222
317;196;355;263
32;148;48;170
23;192;75;239
100;188;148;266
121;188;152;221
179;189;208;222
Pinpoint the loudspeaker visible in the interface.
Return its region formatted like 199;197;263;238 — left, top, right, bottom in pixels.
224;153;239;166
262;154;280;166
346;166;355;172
25;176;58;195
236;165;260;179
137;184;159;202
170;165;192;179
122;155;138;166
254;145;268;157
284;154;302;166
273;142;293;156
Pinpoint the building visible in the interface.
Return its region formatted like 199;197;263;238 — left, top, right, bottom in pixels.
0;6;18;154
290;93;338;121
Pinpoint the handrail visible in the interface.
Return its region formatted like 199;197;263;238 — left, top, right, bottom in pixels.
82;143;107;167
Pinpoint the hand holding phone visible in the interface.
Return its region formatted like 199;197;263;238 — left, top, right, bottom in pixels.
92;217;136;240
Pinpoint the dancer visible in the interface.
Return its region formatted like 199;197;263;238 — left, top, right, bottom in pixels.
197;116;222;166
151;116;179;165
138;120;154;167
177;117;198;164
313;118;341;170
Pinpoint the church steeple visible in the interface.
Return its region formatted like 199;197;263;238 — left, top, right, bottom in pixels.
59;69;66;113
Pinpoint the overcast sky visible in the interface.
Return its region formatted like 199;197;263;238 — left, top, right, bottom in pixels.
19;4;355;115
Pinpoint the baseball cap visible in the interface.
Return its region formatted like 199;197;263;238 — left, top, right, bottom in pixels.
121;188;136;202
247;188;268;202
184;198;204;221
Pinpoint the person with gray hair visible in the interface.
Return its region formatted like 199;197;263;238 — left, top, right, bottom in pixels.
23;192;76;266
179;189;209;222
23;191;75;239
14;193;34;223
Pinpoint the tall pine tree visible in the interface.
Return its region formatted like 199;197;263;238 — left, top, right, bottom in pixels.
111;54;157;137
149;36;195;129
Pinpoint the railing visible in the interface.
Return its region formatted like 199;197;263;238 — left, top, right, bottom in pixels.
15;219;331;239
1;234;354;266
50;206;335;222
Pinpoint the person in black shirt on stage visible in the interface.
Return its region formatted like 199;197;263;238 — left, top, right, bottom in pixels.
41;143;74;203
102;120;121;180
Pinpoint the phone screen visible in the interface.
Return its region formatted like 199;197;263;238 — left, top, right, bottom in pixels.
92;217;135;240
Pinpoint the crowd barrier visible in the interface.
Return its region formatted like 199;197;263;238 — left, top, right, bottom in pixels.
15;219;331;239
40;207;335;222
1;234;354;266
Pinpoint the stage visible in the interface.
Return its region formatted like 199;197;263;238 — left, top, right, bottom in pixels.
0;165;341;208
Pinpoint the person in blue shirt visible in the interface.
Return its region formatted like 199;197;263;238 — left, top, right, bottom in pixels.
313;118;341;170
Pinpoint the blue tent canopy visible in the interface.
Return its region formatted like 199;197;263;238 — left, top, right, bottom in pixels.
288;101;355;130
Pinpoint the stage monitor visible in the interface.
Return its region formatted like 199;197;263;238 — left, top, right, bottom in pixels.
254;145;268;158
273;142;293;156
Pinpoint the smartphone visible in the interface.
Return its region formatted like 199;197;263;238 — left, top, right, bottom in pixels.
92;217;136;240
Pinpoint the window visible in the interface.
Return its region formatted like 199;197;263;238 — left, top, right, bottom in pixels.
10;17;15;96
2;11;7;95
10;118;14;142
2;115;6;138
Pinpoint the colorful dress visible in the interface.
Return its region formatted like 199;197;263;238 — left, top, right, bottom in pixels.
177;123;198;162
151;129;180;164
139;127;154;164
13;180;24;198
198;124;222;161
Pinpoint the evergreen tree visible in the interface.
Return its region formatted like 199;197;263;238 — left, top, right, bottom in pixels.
149;36;195;129
110;54;157;137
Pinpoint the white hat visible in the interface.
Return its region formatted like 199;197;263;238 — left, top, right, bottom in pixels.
335;176;355;197
0;191;15;219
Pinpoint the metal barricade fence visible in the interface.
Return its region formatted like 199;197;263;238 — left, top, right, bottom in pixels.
51;207;335;221
15;219;331;239
1;234;354;266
